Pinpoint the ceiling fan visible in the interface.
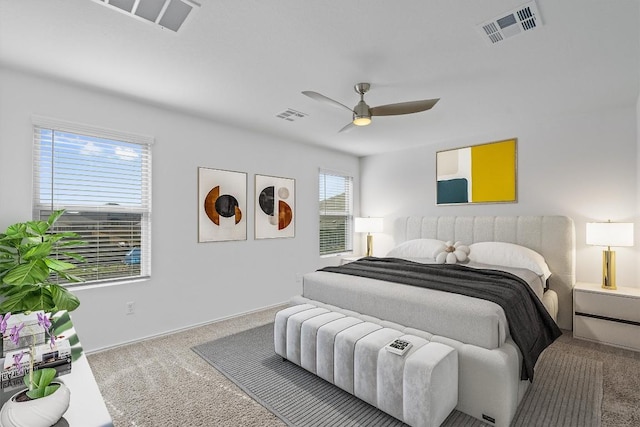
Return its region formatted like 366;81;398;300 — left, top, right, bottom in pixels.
302;83;439;132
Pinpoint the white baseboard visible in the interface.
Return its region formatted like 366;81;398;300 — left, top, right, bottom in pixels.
86;301;289;355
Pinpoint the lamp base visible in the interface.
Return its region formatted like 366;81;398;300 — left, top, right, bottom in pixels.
602;249;617;290
365;234;373;257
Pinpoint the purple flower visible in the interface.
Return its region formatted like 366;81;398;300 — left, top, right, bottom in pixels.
0;312;11;335
37;312;51;330
9;323;23;346
49;333;56;349
12;351;24;375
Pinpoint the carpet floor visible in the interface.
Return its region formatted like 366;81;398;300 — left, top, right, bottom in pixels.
87;305;640;426
192;323;602;427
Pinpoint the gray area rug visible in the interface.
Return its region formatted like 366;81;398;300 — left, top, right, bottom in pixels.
192;323;603;427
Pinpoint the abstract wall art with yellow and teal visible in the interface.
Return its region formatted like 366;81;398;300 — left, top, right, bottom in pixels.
436;138;517;205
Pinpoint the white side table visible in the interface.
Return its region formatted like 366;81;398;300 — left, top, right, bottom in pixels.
573;282;640;351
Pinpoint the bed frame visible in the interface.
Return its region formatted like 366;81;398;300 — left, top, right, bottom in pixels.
290;215;576;426
393;215;576;330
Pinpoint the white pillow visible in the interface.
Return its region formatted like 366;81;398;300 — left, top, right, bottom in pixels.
386;239;446;259
468;242;552;280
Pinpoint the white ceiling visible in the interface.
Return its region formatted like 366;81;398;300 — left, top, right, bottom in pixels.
1;0;638;157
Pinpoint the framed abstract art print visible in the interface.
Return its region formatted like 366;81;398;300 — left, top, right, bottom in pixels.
198;167;247;242
436;138;517;205
255;174;295;239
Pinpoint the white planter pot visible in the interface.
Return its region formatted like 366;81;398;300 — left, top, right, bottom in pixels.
0;382;70;427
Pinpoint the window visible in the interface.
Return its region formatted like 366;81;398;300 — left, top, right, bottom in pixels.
32;116;152;286
319;169;353;256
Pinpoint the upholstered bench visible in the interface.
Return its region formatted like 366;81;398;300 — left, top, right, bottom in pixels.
274;304;459;427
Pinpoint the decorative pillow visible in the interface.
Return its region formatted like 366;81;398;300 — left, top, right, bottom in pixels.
386;239;446;259
434;241;470;264
468;241;552;280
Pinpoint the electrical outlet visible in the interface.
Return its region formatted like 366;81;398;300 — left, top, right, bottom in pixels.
126;301;135;315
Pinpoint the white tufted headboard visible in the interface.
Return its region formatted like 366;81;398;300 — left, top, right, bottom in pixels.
393;216;576;330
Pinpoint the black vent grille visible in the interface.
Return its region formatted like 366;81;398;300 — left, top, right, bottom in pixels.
478;0;542;45
518;7;537;31
482;23;504;44
276;109;308;122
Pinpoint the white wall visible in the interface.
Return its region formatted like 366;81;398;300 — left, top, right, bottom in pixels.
637;13;640;282
360;106;639;288
0;67;359;352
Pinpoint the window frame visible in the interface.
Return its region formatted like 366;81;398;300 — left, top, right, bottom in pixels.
31;115;153;287
318;169;354;256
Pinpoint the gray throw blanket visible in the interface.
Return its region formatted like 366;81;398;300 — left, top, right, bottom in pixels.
320;257;562;381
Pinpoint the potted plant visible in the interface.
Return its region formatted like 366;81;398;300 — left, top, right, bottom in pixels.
0;210;83;425
0;367;71;427
0;209;84;314
0;311;73;426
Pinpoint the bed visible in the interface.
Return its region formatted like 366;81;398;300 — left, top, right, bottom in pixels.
291;215;575;427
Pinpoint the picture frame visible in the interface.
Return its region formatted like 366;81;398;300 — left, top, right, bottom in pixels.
255;174;295;239
436;138;517;205
198;167;247;242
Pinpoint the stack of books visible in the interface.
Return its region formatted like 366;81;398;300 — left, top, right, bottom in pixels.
1;311;46;357
0;339;72;391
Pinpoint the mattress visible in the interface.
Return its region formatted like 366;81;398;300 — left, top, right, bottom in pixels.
302;262;546;350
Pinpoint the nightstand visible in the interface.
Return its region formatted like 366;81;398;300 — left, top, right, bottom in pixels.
573;282;640;351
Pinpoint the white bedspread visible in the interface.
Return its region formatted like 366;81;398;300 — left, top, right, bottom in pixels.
302;262;545;350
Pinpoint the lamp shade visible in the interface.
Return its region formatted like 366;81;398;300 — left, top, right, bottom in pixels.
586;222;634;247
354;217;383;233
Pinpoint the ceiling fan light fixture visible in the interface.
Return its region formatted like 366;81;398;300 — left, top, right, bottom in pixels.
353;99;371;126
353;116;372;126
303;82;439;133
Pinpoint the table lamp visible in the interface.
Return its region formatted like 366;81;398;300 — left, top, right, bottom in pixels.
354;217;383;257
586;221;634;290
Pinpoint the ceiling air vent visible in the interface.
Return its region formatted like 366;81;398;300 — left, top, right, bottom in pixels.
276;109;308;122
93;0;201;32
478;0;542;45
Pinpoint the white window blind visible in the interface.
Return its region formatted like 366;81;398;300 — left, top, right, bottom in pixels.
32;116;152;285
319;169;353;256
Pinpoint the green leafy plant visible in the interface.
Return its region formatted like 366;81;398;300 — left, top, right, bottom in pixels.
0;210;84;314
24;368;59;400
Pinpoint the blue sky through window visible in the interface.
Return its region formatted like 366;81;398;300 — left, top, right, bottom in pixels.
319;173;350;201
36;128;145;208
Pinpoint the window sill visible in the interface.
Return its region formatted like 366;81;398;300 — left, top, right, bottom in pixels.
68;276;150;291
320;252;354;259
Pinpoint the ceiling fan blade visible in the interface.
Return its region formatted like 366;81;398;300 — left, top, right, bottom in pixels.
370;98;439;116
338;121;356;133
302;91;353;112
